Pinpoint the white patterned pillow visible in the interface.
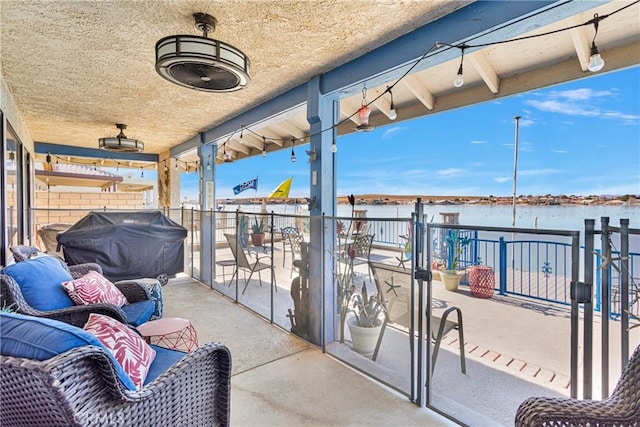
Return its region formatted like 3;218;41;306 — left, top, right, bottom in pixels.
84;313;156;389
62;270;128;307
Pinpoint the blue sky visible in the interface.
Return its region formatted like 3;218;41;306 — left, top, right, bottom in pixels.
182;65;639;201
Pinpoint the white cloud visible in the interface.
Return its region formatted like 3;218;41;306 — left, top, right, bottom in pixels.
493;176;511;183
519;118;535;127
436;168;465;177
525;88;638;124
381;126;407;139
519;168;562;176
552;149;568;154
470;140;487;144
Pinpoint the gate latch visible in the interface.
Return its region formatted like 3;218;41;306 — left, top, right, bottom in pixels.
570;281;592;304
415;268;432;282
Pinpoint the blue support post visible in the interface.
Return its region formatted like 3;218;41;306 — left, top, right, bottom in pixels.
199;141;216;288
499;237;507;295
306;76;338;347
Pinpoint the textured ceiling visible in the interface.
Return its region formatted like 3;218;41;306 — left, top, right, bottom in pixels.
0;0;466;155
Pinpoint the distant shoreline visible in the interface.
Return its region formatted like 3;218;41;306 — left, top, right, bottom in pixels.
223;194;639;206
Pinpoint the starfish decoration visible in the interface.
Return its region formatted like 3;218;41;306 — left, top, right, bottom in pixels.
305;147;317;163
594;250;626;274
384;276;401;297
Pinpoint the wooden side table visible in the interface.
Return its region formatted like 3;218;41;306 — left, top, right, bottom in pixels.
137;317;199;352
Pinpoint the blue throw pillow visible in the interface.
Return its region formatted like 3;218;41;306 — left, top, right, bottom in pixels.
0;312;136;390
1;256;74;310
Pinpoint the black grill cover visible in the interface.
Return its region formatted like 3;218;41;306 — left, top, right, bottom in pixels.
57;211;188;282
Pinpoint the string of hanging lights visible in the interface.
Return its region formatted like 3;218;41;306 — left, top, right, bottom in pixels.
212;1;636;159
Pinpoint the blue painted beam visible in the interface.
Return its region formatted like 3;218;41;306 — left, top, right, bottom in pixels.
35;142;158;162
199;0;603;135
170;135;200;157
320;0;597;97
201;84;307;144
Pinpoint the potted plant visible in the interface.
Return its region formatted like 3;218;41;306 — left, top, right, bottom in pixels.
440;231;472;291
346;283;386;357
250;217;265;247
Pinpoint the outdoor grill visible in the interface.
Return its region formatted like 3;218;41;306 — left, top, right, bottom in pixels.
57;211;187;284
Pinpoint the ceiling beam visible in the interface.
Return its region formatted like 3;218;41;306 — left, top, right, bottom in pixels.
272;121;307;140
567;16;592;72
334;41;640;136
401;74;435;110
226;140;250;155
339;98;363;125
468;51;501;94
368;86;395;119
234;133;263;151
320;1;602;97
35;142;158;163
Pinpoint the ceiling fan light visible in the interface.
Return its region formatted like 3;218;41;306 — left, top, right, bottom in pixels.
99;124;144;152
155;13;250;92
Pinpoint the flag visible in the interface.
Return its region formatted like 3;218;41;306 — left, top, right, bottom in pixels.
233;177;258;195
266;177;293;199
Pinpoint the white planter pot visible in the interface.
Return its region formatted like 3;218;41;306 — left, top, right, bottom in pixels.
347;316;382;357
440;270;462;291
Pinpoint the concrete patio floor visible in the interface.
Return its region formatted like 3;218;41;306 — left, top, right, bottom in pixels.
162;276;457;427
182;239;639;425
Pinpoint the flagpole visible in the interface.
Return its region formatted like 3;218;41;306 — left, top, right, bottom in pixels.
512;115;521;228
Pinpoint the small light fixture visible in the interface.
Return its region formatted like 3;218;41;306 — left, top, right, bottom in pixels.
454;45;466;88
99;124;144;152
355;87;375;132
330;140;338;153
140;167;144;178
588;13;605;72
155;13;250;92
46;153;52;164
223;144;233;162
387;86;397;120
206;158;212;170
290;140;296;162
262;137;267;157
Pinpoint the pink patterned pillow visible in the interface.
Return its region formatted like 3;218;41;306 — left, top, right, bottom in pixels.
84;313;156;389
62;270;128;307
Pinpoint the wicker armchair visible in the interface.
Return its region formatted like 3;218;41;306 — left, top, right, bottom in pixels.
0;342;231;426
1;273;152;328
2;246;158;327
515;345;640;426
10;244;103;279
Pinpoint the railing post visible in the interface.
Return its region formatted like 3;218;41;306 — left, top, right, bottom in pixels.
594;249;602;312
499;236;507;295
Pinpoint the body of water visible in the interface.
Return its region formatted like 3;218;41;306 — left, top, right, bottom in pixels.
226;203;638;232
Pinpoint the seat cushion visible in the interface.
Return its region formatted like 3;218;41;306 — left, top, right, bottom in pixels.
122;300;156;326
62;270;128;307
84;313;156;389
144;345;186;385
1;256;74;310
0;312;137;390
